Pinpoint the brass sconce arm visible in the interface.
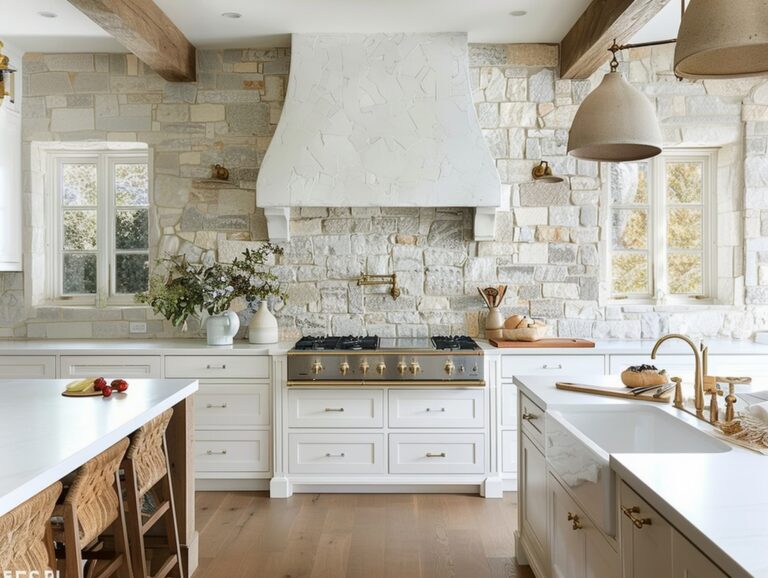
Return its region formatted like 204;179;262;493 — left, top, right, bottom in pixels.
357;273;400;300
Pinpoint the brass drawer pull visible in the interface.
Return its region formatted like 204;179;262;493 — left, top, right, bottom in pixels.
325;452;346;458
425;452;447;458
521;410;538;421
621;505;652;529
324;407;345;412
206;363;227;370
206;402;228;409
567;512;583;530
426;408;446;412
206;449;227;455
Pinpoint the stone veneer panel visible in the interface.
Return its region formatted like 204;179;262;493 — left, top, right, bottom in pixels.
0;45;765;340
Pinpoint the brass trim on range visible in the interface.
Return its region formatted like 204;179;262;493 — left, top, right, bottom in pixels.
286;380;486;387
287;350;484;356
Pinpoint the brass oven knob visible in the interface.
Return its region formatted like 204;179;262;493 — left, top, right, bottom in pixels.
360;360;370;376
339;361;350;376
397;361;407;375
311;360;323;375
444;360;455;376
376;362;387;375
409;361;421;375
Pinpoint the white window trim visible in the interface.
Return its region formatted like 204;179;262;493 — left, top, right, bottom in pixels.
600;148;718;306
39;144;151;307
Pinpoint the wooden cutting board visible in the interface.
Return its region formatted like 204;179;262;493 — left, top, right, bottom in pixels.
556;381;673;403
490;338;595;348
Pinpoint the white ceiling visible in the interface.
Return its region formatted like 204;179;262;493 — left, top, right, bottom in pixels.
0;0;684;55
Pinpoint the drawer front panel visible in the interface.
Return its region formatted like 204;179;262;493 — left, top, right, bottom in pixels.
196;383;270;427
287;389;383;428
501;383;519;428
195;430;270;473
388;433;485;474
502;355;604;378
501;430;518;474
60;355;161;379
388;389;484;428
520;392;545;448
0;356;56;378
165;355;269;379
289;433;385;474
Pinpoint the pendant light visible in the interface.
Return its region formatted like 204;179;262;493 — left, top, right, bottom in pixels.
567;42;662;163
674;0;768;79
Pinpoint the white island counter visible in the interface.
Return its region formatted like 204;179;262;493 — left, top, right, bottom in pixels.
0;378;199;573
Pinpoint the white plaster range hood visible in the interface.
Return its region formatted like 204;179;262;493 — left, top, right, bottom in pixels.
256;33;502;241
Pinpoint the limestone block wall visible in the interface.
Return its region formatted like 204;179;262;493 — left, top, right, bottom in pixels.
0;43;765;341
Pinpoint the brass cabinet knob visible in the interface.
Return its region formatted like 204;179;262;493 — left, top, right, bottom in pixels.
339;361;350;376
621;505;652;529
567;512;583;530
360;360;370;376
444;360;455;376
376;362;387;375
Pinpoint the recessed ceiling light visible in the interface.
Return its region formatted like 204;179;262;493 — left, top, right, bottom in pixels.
509;10;527;16
221;12;242;19
38;11;58;18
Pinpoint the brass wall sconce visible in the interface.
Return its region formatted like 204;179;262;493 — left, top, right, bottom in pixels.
531;160;563;183
0;41;16;106
357;273;400;300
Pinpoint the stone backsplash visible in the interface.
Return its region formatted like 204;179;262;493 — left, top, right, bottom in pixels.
2;43;768;341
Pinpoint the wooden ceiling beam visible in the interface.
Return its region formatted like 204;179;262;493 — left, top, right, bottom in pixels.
560;0;672;79
66;0;196;82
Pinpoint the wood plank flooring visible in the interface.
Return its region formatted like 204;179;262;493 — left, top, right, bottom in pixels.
194;492;535;578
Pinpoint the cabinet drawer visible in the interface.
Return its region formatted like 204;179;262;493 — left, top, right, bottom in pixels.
288;433;384;474
60;355;161;379
195;430;270;473
0;356;56;378
501;430;518;474
520;392;545;449
501;383;519;428
388;389;484;428
388;433;484;474
287;389;383;428
502;355;604;378
196;382;270;427
165;355;269;379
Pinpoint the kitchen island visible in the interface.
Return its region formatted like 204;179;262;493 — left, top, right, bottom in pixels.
514;374;768;578
0;378;199;574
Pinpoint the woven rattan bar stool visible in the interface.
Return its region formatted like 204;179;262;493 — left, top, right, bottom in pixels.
53;438;132;578
0;481;62;575
122;409;183;578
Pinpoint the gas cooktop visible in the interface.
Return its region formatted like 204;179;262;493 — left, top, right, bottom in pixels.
292;335;480;352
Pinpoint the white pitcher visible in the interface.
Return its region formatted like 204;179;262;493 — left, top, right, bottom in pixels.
205;311;240;346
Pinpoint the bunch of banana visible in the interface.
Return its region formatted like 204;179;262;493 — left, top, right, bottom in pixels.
66;377;97;393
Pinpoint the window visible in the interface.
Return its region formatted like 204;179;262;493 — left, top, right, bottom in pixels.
49;150;150;305
607;150;716;302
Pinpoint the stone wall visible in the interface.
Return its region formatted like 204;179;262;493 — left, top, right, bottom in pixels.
1;44;767;340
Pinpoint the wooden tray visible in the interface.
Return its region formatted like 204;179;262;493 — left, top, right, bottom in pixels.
62;388;102;397
556;381;672;403
490;338;595;348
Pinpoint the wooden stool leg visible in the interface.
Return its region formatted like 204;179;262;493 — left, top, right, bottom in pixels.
114;472;133;578
63;502;84;578
161;438;183;578
123;460;149;578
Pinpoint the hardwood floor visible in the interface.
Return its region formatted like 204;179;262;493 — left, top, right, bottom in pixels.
194;492;535;578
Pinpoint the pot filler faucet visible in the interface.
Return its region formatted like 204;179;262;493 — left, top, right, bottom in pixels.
651;334;708;419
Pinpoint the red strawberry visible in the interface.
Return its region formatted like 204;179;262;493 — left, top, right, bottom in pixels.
102;386;113;398
115;381;128;392
94;377;107;391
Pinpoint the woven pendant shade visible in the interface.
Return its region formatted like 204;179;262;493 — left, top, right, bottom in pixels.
567;72;662;162
675;0;768;79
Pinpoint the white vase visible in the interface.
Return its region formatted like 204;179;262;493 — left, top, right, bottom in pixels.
249;301;279;344
206;311;240;346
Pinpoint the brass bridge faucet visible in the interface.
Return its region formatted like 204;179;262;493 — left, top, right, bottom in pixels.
651;334;707;418
357;273;400;300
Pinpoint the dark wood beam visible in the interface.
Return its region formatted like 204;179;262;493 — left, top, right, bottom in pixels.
560;0;672;79
66;0;196;82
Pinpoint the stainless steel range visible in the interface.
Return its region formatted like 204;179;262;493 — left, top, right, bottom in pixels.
287;336;484;386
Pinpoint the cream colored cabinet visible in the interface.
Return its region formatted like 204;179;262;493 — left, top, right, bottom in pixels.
60;355;161;378
519;431;548;576
549;473;619;578
620;481;727;578
0;355;56;378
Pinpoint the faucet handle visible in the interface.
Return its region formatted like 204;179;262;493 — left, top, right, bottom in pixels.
671;376;684;410
708;387;723;424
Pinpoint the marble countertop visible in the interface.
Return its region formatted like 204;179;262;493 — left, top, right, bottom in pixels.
0;337;766;356
0;378;198;517
514;374;768;578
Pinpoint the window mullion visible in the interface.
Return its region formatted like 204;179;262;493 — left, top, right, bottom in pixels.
98;155;110;306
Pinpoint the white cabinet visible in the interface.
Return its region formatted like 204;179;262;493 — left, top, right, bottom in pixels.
501;354;604;378
287;389;383;428
165;355;269;379
288;433;385;474
549;473;619;578
0;355;56;378
389;433;484;474
519;431;549;576
195;382;270;428
195;430;270;474
59;355;161;378
388;388;484;428
672;530;728;578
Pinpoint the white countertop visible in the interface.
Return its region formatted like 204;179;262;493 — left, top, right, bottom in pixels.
0;378;198;517
0;337;767;357
514;374;768;578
